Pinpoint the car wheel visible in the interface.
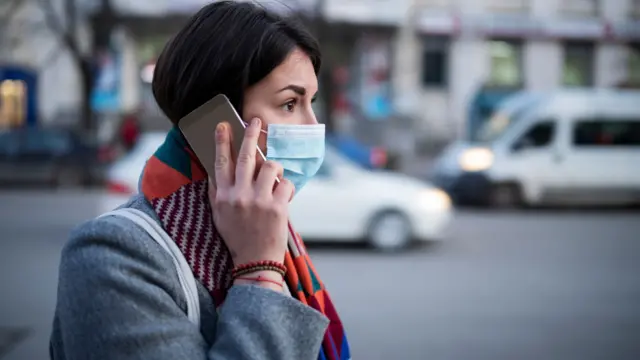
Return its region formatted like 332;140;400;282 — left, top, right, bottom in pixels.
489;183;522;209
54;167;84;189
366;211;413;252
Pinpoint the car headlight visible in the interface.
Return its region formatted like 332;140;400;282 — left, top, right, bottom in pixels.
418;188;452;211
458;148;494;172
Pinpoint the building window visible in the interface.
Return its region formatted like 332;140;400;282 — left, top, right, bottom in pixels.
488;40;523;86
487;0;529;13
561;0;599;17
421;37;449;87
563;42;595;87
573;119;640;147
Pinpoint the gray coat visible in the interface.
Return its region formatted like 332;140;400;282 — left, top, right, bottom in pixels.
50;194;330;359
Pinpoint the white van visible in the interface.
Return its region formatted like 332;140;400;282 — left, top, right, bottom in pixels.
431;89;640;207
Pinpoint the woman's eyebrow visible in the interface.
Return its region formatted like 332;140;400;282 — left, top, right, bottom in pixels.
276;84;306;96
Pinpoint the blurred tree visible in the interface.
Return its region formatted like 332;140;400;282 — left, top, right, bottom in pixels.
0;0;24;30
31;0;117;187
0;0;26;54
36;0;117;133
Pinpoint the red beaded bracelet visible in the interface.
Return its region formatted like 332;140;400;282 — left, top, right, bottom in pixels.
235;275;284;288
232;260;287;277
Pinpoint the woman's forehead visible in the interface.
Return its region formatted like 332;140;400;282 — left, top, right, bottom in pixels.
263;49;318;93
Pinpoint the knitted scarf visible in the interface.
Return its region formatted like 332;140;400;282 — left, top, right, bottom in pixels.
140;127;350;360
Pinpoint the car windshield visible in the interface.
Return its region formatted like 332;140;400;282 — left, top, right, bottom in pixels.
476;94;544;143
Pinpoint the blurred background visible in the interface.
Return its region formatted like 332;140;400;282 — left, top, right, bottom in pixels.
1;0;640;359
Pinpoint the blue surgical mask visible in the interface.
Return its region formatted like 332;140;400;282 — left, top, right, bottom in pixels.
262;123;325;194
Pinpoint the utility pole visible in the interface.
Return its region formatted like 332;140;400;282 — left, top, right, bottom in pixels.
313;0;336;134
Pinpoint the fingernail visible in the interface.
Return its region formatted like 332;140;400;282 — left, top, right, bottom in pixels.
252;118;261;127
215;123;226;141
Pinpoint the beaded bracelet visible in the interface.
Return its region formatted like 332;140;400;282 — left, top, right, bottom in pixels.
233;265;285;279
233;260;286;273
232;260;287;279
235;275;284;288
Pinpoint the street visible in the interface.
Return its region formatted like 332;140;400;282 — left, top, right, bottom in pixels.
1;192;639;360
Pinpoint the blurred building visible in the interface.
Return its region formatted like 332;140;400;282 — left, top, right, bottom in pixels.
392;0;640;141
2;0;638;146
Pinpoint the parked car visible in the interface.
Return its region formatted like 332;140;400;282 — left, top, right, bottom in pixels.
105;131;166;194
0;127;111;188
106;132;452;251
431;89;640;207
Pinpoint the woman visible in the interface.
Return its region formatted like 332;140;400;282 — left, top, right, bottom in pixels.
50;2;350;359
119;111;141;152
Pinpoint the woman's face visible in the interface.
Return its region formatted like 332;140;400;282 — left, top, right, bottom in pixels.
243;48;319;152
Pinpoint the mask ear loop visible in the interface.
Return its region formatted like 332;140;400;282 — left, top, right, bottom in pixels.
240;120;273;179
241;120;268;135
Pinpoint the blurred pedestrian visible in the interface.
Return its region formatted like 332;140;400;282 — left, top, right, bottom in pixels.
50;2;350;360
119;111;141;152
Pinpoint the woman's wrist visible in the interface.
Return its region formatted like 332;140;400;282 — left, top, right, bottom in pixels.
233;270;285;292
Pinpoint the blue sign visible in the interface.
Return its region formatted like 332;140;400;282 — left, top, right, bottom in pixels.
91;49;121;112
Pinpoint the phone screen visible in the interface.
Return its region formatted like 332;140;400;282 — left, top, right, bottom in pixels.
178;94;247;186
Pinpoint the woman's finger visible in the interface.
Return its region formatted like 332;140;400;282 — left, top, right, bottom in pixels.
255;160;283;198
235;117;261;188
273;178;295;204
214;122;233;189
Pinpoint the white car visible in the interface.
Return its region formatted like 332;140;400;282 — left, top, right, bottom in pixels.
106;132;167;195
105;132;453;251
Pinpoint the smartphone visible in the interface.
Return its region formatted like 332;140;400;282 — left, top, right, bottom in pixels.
178;94;247;186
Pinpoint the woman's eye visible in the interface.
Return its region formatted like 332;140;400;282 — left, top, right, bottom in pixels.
281;100;296;113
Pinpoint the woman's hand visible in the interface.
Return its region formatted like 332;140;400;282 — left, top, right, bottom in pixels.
209;118;294;289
